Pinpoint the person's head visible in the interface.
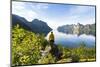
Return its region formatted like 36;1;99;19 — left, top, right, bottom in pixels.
51;32;53;34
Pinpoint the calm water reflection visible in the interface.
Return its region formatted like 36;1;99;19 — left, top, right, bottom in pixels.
46;30;95;48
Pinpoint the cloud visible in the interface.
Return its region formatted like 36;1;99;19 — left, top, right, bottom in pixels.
24;10;38;21
35;3;49;9
12;1;95;29
12;2;37;21
12;1;49;21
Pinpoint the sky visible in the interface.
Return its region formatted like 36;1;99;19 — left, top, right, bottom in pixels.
12;1;96;29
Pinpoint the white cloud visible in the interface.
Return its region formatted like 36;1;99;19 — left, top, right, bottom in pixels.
12;1;95;29
24;10;38;21
12;2;39;21
12;1;49;21
35;3;49;9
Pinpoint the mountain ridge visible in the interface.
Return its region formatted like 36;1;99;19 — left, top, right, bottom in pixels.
12;14;52;35
57;23;95;36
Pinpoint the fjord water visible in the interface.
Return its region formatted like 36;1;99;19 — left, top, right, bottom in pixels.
46;29;95;48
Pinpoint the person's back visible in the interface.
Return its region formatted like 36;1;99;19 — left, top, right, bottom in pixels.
49;32;55;45
49;32;54;41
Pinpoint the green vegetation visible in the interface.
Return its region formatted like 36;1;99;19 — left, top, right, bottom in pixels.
12;24;96;66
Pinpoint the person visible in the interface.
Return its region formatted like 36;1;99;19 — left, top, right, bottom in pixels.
49;32;55;46
48;32;62;61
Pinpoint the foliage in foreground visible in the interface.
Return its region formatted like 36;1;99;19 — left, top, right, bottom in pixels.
12;24;96;66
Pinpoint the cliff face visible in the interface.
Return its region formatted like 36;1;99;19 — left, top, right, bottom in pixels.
12;14;52;35
57;23;95;36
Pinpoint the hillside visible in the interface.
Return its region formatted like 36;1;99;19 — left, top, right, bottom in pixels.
12;14;52;35
12;25;96;66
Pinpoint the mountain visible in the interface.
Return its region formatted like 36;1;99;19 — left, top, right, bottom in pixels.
28;19;52;35
57;23;95;36
12;14;52;35
12;14;32;31
57;24;73;34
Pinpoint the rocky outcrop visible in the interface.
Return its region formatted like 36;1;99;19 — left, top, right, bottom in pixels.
57;23;95;36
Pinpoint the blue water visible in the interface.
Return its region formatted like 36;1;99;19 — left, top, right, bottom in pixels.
46;30;95;48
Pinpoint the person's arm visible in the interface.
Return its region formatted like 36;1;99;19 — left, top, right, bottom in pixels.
49;34;51;41
53;34;55;40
